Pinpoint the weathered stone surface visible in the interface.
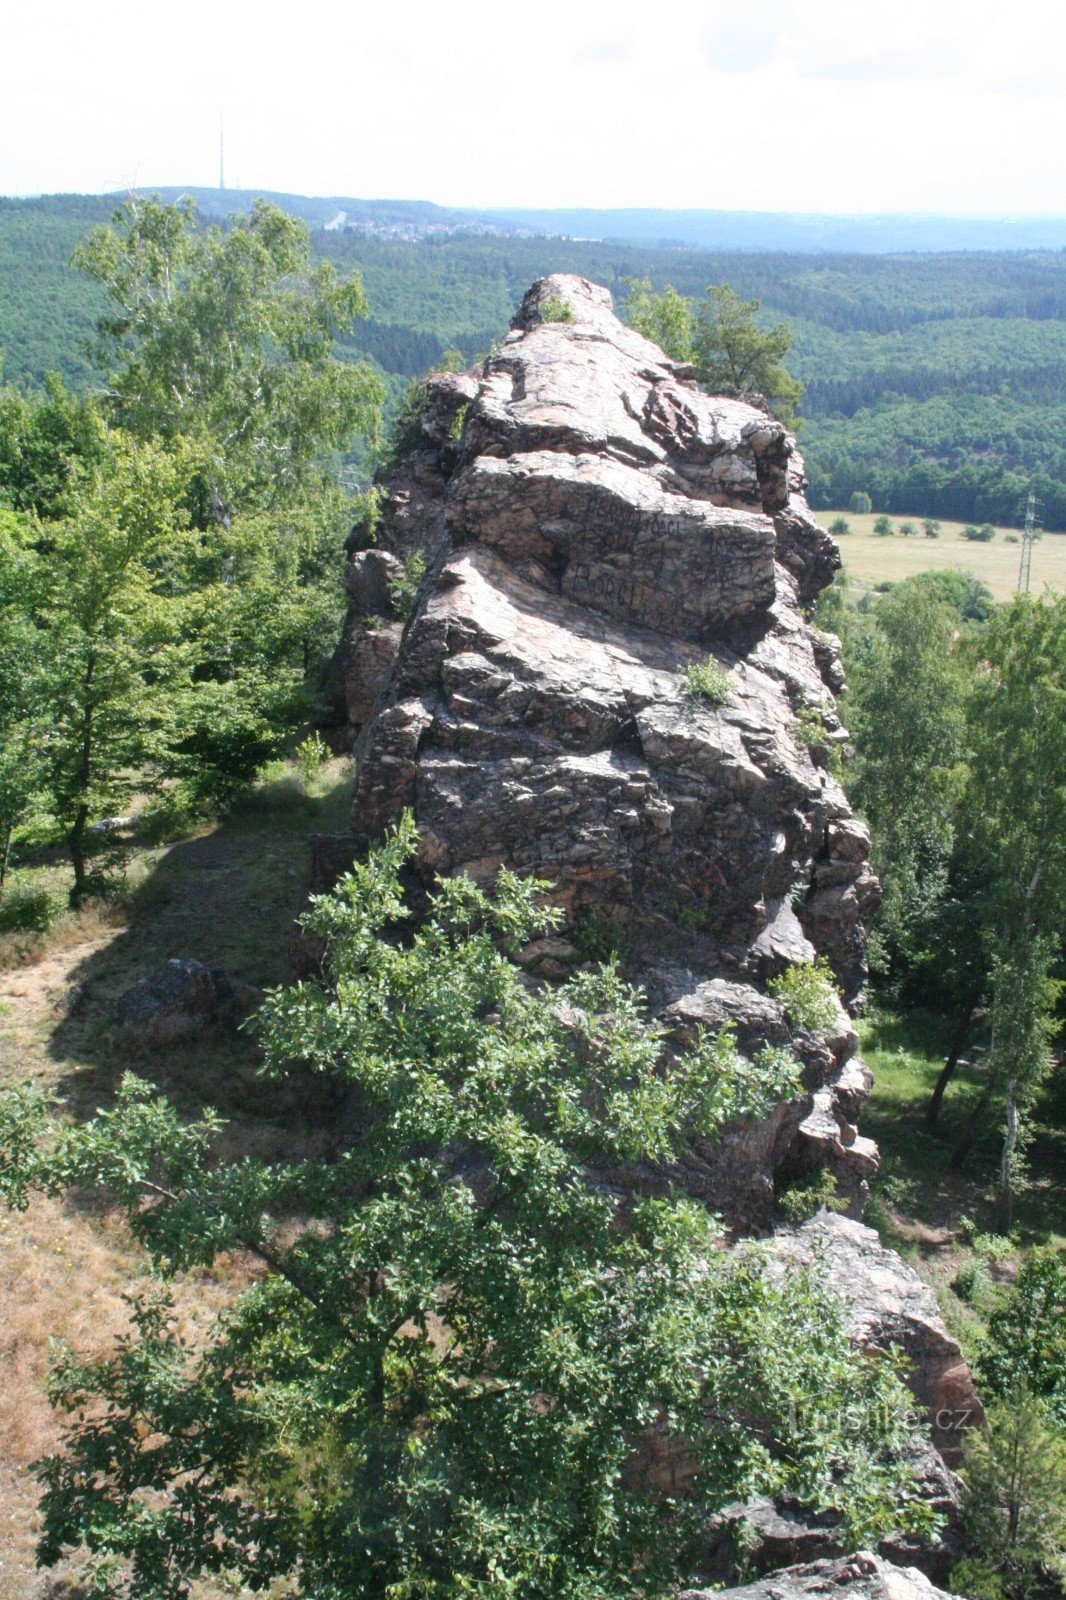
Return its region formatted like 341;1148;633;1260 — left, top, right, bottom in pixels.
114;958;236;1046
331;272;982;1547
681;1550;968;1600
770;1212;985;1464
336;273;884;1231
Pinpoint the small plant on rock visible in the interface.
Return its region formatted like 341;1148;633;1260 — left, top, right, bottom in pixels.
775;1166;849;1224
768;957;841;1035
539;294;575;323
680;657;733;705
388;549;427;621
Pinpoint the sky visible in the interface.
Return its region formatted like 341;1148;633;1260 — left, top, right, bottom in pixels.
3;0;1064;215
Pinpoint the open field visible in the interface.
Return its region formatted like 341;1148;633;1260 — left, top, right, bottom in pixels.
823;511;1066;602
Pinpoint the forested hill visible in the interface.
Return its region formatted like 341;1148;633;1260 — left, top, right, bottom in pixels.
1;193;1064;527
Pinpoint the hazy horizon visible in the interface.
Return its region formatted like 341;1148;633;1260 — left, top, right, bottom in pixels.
4;0;1064;216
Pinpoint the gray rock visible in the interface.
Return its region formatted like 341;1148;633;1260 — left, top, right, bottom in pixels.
114;958;236;1046
680;1550;968;1600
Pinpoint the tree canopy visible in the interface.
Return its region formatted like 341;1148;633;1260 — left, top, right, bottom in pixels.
0;819;936;1598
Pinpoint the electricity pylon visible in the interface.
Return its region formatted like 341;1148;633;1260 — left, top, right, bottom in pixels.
1016;490;1038;593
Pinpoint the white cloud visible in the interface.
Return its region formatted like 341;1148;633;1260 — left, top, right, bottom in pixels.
0;0;1063;215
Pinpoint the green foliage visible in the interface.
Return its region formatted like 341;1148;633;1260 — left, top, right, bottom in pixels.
625;279;802;422
955;1396;1066;1600
1;820;935;1598
845;578;968;989
951;1258;996;1309
849;491;873;514
775;1167;848;1224
976;1248;1066;1425
792;701;838;771
624;277;695;361
829;516;851;536
388;548;427;620
692;284;803;423
680;656;733;705
873;514;894;536
3;201;1064;527
295;731;329;783
963;523;996;541
768;959;841;1035
538;293;575;323
922;518;941;538
73;196;383;520
0;881;63;934
899;521;918;537
961;595;1066;1226
571;905;630;964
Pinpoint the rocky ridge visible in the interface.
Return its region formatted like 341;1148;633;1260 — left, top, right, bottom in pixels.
332;275;981;1583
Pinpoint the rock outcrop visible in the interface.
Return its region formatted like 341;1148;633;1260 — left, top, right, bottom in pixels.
337;273;880;1227
681;1551;968;1600
332;276;981;1560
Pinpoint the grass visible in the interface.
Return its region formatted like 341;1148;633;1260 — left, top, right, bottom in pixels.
823;510;1066;603
859;1003;1066;1365
0;756;354;1599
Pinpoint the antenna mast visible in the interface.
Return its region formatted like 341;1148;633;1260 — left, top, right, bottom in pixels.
1017;490;1038;593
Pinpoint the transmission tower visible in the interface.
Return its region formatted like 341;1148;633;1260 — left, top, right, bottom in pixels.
1017;490;1038;593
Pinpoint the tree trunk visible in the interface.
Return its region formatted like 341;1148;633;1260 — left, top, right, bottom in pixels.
950;1071;997;1170
68;803;90;906
68;656;95;906
0;822;11;893
925;990;980;1129
998;1075;1019;1233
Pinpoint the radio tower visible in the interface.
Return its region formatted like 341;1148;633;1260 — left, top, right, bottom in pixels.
219;112;225;192
1017;490;1038;593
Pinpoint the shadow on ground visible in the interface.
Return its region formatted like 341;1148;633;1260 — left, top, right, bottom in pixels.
44;767;355;1161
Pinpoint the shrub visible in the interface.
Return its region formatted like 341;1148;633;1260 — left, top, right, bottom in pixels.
952;1258;995;1307
768;958;841;1035
849;491;872;514
0;883;63;935
680;657;733;705
388;549;427;620
873;514;894;536
295;731;328;784
922;518;941;539
829;516;851;536
539;294;575;323
899;521;917;537
962;523;995;541
775;1166;848;1224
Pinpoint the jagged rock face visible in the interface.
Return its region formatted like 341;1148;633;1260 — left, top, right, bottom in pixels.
680;1551;969;1600
343;275;878;1003
336;273;887;1230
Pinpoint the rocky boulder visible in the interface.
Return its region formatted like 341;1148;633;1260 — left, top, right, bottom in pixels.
114;958;236;1046
680;1551;968;1600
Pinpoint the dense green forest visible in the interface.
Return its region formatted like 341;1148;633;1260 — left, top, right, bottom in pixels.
1;193;1064;526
